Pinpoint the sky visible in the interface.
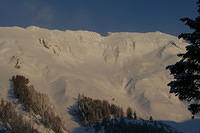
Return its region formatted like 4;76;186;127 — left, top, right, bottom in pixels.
0;0;198;35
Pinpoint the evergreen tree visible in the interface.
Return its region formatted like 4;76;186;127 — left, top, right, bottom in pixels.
191;115;195;119
166;0;200;115
149;116;153;121
133;111;137;119
126;107;133;119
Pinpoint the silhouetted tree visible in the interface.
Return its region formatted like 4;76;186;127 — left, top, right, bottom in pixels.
166;0;200;115
149;116;153;121
133;111;137;119
126;107;133;119
192;115;195;119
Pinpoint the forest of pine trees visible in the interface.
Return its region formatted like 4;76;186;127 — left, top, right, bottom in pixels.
10;75;66;133
73;95;176;133
75;94;124;125
73;94;154;126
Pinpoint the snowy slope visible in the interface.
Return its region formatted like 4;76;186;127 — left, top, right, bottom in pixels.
0;26;192;131
164;119;200;133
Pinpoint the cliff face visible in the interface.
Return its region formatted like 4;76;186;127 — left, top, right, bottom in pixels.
0;26;190;130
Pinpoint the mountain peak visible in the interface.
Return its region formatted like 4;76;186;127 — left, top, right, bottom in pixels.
0;26;190;131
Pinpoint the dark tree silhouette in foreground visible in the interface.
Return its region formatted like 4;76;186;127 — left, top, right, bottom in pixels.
166;0;200;115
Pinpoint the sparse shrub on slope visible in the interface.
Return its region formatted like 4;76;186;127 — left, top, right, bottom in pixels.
11;75;66;133
0;99;40;133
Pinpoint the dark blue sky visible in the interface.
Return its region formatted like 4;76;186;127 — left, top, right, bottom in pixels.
0;0;198;35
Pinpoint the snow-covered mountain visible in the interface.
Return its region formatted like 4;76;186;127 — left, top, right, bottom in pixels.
0;26;192;132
